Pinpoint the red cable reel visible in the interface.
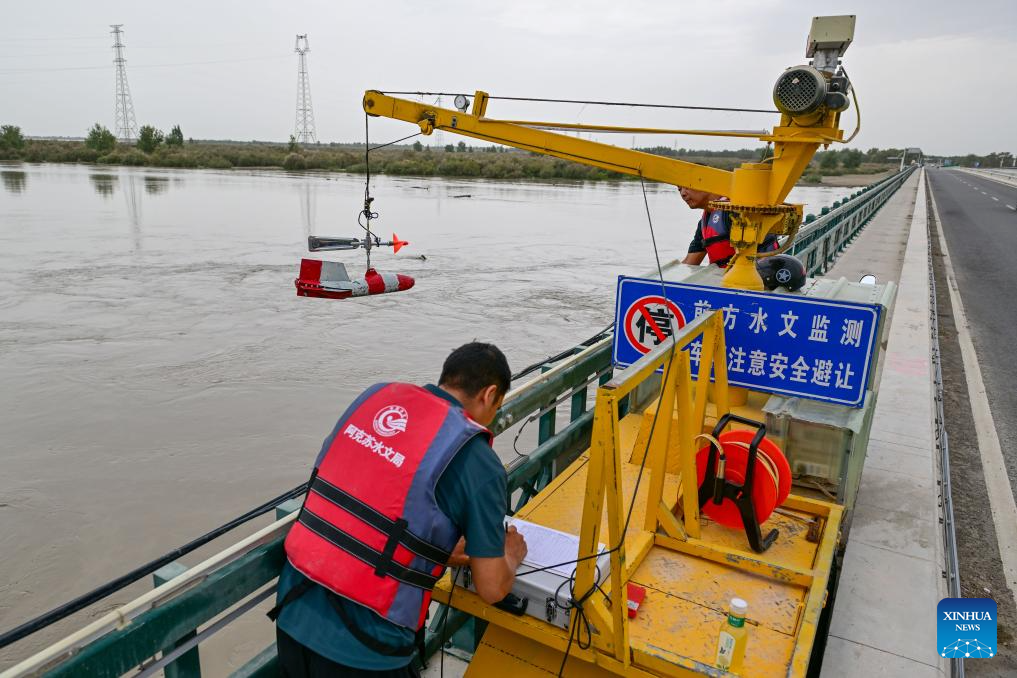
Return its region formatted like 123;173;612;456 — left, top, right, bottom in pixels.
694;415;791;552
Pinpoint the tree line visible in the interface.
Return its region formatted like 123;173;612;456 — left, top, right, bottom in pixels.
2;122;1005;179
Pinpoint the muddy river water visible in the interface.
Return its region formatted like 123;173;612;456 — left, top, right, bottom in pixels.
0;163;853;668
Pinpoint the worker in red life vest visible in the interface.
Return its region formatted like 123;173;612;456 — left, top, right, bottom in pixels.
679;186;779;267
270;343;527;677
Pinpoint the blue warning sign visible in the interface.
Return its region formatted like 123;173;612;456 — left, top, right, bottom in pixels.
612;277;883;407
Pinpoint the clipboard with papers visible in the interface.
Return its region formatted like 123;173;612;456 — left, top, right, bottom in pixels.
507;517;608;579
462;516;612;630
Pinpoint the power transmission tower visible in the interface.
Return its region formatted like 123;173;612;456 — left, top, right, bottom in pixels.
294;35;317;144
110;24;138;142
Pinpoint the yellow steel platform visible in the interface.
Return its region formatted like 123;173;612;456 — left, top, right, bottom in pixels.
432;313;841;676
434;404;840;677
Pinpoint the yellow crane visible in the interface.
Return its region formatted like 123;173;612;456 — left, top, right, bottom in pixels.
363;15;857;291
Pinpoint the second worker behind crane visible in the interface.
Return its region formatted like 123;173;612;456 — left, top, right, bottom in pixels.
679;186;779;267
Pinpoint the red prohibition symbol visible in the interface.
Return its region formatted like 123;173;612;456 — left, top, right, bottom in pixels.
623;296;686;354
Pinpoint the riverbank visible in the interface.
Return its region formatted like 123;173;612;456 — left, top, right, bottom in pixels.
0;138;895;185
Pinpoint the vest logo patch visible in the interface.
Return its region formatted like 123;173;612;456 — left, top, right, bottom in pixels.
344;423;406;467
373;404;409;437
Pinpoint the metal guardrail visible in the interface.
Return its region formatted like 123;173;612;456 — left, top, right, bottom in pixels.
2;339;613;678
956;167;1017;187
791;166;918;276
4;169;924;678
926;185;964;678
969;168;1017;179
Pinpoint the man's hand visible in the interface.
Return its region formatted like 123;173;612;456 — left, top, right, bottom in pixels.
467;527;529;604
682;251;706;266
504;525;528;569
447;537;469;568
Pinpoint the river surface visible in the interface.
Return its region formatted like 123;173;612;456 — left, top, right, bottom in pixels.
0;163;853;668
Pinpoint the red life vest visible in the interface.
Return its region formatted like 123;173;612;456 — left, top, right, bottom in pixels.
283;383;491;630
701;209;780;268
701;209;736;266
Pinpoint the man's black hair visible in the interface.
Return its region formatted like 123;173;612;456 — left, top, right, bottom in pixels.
439;342;512;397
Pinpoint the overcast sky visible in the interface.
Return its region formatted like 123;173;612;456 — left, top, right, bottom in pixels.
1;0;1013;156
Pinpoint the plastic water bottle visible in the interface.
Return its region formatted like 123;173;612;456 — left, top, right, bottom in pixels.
715;597;749;673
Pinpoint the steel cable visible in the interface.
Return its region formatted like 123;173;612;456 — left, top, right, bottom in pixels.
378;91;778;115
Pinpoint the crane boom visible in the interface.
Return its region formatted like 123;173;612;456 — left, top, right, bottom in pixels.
363;91;735;196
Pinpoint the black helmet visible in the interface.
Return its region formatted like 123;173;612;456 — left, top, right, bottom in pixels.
756;254;807;292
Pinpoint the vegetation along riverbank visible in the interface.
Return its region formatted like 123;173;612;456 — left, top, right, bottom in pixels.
0;122;953;186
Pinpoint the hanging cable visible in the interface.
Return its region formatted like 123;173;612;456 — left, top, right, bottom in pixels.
356;114;423;267
369;131;422;153
836;68;861;144
361;113;376;269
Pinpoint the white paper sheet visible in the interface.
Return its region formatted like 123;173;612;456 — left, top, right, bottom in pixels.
507;517;607;580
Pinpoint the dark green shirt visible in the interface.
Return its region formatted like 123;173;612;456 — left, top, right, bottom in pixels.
276;384;507;670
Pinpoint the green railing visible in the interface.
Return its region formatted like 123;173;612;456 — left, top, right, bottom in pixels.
10;170;918;678
16;339;612;678
791;166;917;276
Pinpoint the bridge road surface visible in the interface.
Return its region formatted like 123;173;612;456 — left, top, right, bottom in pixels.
927;167;1017;674
928;168;1017;498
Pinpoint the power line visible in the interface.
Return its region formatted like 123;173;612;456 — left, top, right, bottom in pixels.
0;45;274;58
0;54;289;74
0;35;108;43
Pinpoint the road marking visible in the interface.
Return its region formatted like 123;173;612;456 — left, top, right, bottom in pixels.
1007;205;1016;211
981;191;987;195
930;187;1017;609
992;196;999;201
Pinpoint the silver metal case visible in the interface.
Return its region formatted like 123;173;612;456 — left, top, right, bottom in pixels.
462;549;612;631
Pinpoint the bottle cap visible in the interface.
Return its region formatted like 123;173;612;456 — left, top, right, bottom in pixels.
730;597;748;616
